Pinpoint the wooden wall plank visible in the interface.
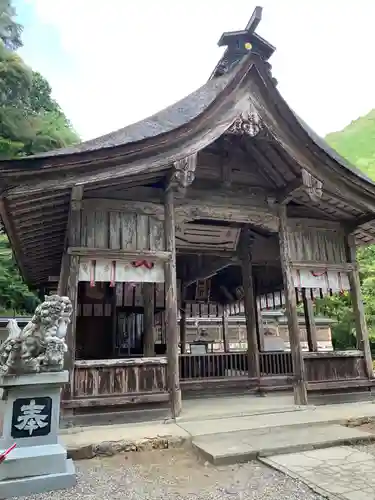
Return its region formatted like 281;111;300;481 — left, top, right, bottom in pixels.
136;214;149;250
86;211;95;247
288;226;346;264
121;213;137;249
150;219;164;251
94;211;108;248
109;211;121;249
80;209;165;251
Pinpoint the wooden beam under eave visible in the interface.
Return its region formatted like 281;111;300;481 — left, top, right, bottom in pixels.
68;247;172;261
345;213;375;233
0;197;31;285
10;190;70;208
274;178;303;205
184;256;237;288
14;208;70;225
20;227;66;244
16;214;69;230
13;197;69;216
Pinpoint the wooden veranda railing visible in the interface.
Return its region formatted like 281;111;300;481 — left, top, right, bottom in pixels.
260;352;293;376
179;351;293;380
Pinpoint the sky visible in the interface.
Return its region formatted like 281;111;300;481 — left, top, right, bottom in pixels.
14;0;375;141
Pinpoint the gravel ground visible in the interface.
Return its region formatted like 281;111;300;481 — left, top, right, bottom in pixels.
13;449;322;500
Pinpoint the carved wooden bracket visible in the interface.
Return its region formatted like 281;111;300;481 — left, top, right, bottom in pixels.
227;104;262;138
301;169;323;201
167;154;197;194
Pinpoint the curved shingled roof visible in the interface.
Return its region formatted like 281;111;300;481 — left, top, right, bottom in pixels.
1;50;375;286
27;70;237;159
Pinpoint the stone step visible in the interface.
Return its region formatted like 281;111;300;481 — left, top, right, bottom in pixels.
192;424;375;465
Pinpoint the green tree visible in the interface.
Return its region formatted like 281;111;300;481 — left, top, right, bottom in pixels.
0;2;79;313
0;41;79;158
322;114;375;351
326;110;375;180
0;235;39;314
0;0;22;50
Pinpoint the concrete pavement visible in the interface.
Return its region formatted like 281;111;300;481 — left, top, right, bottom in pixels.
61;397;375;461
192;424;375;465
261;446;375;499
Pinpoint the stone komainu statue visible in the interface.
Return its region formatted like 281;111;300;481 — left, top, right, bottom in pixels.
0;295;72;375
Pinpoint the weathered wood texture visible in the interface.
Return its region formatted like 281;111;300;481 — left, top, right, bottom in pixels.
62;187;82;403
238;229;260;378
57;252;69;296
143;283;155;356
63;254;79;401
114;282;166;308
256;303;265;351
180;300;187;354
304;352;367;382
345;233;373;378
287;220;346;263
222;313;229;352
73;358;168;399
164;188;182;418
179;352;293;380
80;208;165;251
278;205;308;405
302;289;318;352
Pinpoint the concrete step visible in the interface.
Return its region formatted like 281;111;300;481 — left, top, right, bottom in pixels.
192;423;375;465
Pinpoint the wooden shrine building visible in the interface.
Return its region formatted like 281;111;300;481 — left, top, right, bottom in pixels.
1;7;375;416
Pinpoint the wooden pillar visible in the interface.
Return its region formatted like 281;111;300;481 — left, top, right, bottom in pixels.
62;186;82;403
64;255;79;402
164;188;182;418
278;204;308;405
143;283;155;356
255;303;265;352
111;285;118;357
180;300;187;354
302;289;318;352
57;252;69;296
346;233;373;378
238;228;260;378
222;312;229;352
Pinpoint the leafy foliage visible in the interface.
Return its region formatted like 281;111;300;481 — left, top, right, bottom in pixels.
0;234;39;314
326;110;375;180
0;1;79;314
321;115;375;350
0;42;79;158
0;0;22;50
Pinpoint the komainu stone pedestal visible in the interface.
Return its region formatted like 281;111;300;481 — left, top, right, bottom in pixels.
0;371;76;499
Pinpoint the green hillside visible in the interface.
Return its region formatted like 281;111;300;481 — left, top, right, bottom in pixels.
325;109;375;180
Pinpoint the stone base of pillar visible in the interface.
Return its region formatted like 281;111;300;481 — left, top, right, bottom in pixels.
0;371;76;499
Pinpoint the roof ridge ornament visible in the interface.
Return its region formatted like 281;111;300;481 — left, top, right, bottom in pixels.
210;6;276;79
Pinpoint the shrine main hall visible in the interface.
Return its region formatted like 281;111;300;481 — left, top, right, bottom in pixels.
1;7;375;417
